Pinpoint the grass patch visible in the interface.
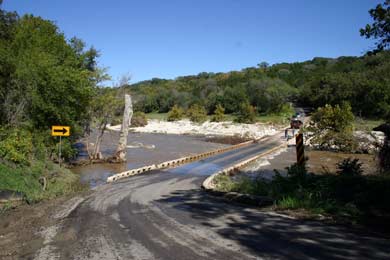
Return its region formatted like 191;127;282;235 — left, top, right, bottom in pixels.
214;163;390;224
145;112;168;120
0;161;86;204
354;118;384;131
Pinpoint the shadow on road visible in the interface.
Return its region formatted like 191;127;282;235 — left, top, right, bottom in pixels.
157;189;390;260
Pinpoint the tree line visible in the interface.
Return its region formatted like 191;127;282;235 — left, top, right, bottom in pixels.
129;51;390;120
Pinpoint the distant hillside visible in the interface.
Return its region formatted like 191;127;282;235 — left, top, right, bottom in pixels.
127;51;390;119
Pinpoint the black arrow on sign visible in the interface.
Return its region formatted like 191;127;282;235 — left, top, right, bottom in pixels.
54;128;67;135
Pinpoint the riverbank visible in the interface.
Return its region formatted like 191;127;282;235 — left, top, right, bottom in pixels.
212;147;390;233
107;119;282;139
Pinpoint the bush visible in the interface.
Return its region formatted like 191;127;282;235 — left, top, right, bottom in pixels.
213;160;390;223
110;117;122;125
235;102;256;124
278;103;294;117
211;104;226;122
54;138;77;162
0;128;33;165
131;112;148;127
187;104;207;123
337;158;363;176
214;174;236;192
309;103;357;152
0;161;85;203
167;105;184;121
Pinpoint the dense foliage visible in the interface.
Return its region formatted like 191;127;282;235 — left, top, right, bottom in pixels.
127;1;390;121
0;3;102;202
0;16;99;130
211;104;226;122
235;102;257;124
187;104;207;123
308;103;357;152
167;105;184;121
360;0;390;53
129;51;390;120
215;161;390;224
131;112;148;127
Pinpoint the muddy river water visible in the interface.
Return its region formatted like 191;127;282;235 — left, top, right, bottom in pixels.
242;146;377;178
71;132;229;187
72;130;377;187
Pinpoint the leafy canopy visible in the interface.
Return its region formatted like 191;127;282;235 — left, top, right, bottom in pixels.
360;0;390;53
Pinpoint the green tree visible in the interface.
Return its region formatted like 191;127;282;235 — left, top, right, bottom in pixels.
167;105;184;121
211;104;226;122
0;14;98;130
87;88;122;159
309;103;357;152
257;61;269;69
187;104;207;123
311;103;354;133
222;86;248;113
235;102;257;124
360;0;390;53
131;112;148;127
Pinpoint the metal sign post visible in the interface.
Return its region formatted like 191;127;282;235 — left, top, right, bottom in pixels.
51;126;70;167
59;136;62;167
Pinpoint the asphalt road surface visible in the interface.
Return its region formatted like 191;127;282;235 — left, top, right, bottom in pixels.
35;137;390;260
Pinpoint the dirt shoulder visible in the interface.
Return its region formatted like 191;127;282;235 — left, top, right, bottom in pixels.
0;191;89;259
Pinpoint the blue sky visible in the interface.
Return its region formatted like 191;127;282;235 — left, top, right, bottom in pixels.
3;0;379;84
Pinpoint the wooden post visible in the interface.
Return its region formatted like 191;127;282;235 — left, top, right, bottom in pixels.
296;133;305;166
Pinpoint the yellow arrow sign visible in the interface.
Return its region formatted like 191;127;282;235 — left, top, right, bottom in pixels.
51;126;70;137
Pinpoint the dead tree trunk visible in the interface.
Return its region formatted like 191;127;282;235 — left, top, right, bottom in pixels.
113;94;133;162
92;119;107;160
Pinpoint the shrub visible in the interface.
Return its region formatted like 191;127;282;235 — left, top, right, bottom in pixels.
235;101;256;124
187;104;207;123
278;196;305;209
213;159;390;222
309;103;357;152
167;105;184;121
110;117;122;125
337;158;363;176
0;162;86;203
311;102;354;133
214;174;236;192
211;104;226;122
0;128;33;165
54;138;77;162
278;103;294;117
131;112;148;127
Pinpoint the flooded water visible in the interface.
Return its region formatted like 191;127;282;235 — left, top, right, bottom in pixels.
242;147;378;179
71;132;229;187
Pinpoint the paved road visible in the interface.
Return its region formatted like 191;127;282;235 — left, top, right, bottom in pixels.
35;137;390;260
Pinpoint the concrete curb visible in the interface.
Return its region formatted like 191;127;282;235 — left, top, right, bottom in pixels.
106;138;265;183
201;142;287;191
200;142;287;207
